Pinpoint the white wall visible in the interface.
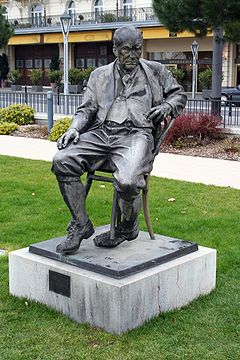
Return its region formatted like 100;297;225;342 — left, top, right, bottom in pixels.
4;0;153;20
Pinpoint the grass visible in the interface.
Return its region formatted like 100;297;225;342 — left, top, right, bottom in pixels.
0;155;240;360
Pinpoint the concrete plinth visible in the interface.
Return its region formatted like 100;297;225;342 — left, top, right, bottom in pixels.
9;231;216;334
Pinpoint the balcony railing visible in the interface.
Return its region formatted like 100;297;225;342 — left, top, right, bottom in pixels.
10;7;157;30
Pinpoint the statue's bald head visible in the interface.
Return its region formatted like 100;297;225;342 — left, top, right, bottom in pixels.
113;25;143;71
113;25;142;48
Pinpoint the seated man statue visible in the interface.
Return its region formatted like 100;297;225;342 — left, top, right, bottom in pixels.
52;24;187;254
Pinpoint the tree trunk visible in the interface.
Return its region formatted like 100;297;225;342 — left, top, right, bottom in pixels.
211;26;223;115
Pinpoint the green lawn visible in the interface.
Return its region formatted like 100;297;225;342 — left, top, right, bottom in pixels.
0;155;239;360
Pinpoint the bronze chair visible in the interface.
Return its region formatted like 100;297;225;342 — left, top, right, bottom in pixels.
84;166;155;240
84;116;176;242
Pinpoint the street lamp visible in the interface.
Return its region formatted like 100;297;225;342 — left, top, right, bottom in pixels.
60;11;71;95
116;0;119;21
191;40;199;99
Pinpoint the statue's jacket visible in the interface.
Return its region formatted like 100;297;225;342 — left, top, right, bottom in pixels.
71;59;187;134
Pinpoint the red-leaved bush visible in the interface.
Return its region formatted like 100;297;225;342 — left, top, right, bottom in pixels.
164;113;223;145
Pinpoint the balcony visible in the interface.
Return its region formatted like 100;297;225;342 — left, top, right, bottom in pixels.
10;7;158;34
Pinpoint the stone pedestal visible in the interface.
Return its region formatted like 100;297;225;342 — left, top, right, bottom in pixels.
9;228;216;334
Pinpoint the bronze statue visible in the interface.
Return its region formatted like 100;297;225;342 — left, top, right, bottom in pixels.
52;24;187;254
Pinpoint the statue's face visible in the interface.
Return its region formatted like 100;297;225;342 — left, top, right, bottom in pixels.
116;34;142;71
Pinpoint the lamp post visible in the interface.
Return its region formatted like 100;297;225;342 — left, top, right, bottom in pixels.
191;40;199;99
116;0;119;21
60;11;71;95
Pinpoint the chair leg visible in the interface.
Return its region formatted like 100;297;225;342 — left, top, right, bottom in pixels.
85;172;94;197
142;175;155;240
109;188;118;241
85;171;119;241
116;203;121;225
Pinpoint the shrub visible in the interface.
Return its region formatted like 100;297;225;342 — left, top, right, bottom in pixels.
223;137;240;154
8;69;22;84
198;68;212;89
169;68;185;84
30;69;42;85
0;104;35;125
198;67;224;90
0;122;19;135
48;70;63;86
81;67;95;80
68;68;83;85
100;13;116;22
48;117;72;141
164;113;223;146
118;15;131;21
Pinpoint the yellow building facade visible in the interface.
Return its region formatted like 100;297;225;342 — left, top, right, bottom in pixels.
1;0;239;90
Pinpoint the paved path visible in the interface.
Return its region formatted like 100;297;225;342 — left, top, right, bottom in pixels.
152;153;240;189
1;135;240;189
0;136;57;162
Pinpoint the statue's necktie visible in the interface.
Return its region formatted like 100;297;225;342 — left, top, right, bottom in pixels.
122;74;133;88
106;73;134;124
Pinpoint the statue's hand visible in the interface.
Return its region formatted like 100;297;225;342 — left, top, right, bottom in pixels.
57;128;80;150
146;103;172;124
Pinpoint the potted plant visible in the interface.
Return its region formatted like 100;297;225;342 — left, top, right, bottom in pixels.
168;67;185;85
78;14;84;24
100;13;116;23
68;68;84;93
81;67;95;81
8;69;22;91
30;69;43;92
48;70;63;91
198;68;212;99
80;67;95;92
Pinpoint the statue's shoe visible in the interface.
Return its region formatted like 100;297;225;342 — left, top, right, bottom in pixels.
93;220;139;248
56;219;94;254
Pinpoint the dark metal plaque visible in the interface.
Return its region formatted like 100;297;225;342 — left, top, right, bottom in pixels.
49;270;71;297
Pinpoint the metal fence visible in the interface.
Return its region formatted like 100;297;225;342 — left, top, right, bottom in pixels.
185;99;240;127
0;91;83;116
1;91;240;127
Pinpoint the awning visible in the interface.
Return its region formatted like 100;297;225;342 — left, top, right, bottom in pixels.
141;27;212;39
8;34;41;45
44;30;112;44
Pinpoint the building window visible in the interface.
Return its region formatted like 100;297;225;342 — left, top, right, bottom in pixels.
2;6;9;20
148;51;190;62
94;0;103;22
98;58;107;67
25;59;33;69
87;58;96;67
100;46;107;56
68;1;76;25
123;0;133;19
34;59;43;69
44;59;51;68
31;4;44;27
76;58;85;68
16;60;24;68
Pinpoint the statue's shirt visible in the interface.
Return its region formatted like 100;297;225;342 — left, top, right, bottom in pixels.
106;63;153;125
